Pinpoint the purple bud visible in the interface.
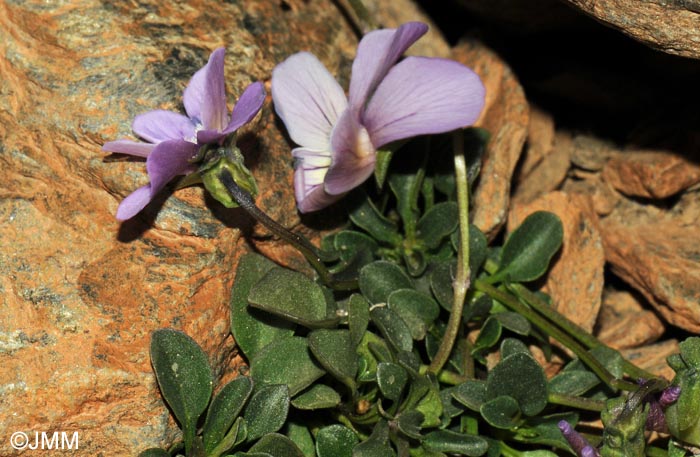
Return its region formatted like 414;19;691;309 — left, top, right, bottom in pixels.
660;386;681;407
559;420;597;456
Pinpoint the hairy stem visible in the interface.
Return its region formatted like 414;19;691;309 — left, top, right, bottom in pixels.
428;131;470;374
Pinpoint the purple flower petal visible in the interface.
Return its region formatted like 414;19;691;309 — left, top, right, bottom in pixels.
324;110;376;196
348;22;428;111
363;56;485;148
293;149;342;213
102;139;155;158
198;81;266;144
132;110;197;143
272;52;348;151
223;81;266;134
116;185;152;220
183;48;227;131
146;139;200;194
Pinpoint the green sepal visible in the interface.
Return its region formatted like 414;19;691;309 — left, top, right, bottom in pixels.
200;145;258;208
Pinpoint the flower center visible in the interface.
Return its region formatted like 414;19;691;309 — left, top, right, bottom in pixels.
355;125;374;159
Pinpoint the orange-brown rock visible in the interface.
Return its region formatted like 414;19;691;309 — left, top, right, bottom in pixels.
0;0;401;454
601;219;700;332
602;150;700;199
454;41;529;239
519;106;556;178
564;0;700;60
508;192;605;333
562;171;620;217
596;289;665;350
621;339;679;381
513;131;571;204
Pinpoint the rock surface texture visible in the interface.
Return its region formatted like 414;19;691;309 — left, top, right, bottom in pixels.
0;0;350;454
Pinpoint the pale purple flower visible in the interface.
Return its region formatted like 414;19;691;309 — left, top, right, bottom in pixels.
104;47;265;220
271;22;485;213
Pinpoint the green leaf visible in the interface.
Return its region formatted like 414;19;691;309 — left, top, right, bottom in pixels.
248;267;337;328
291;384;341;410
286;422;315;457
231;253;295;359
499;338;530;359
359;261;413;304
308;329;358;387
348;294;370;348
244;385;290;442
494;312;531;336
486;352;548;416
349;198;401;245
680;337;700;367
548;370;600;396
374;149;394;189
248;433;304;457
352;421;395;457
387;289;440;341
491;211;563;283
138;449;170;457
250;336;325;396
334;230;379;262
396;410;424;439
389;173;421;238
429;261;455;311
203;376;254;454
480;395;522;429
316;425;359;457
452;380;487;411
370;306;413;352
472;317;502;355
416;202;458;250
356;331;392;382
513;412;579;452
150;329;212;452
209;416;247;457
422;430;489;456
413;376;443;428
376;362;409;401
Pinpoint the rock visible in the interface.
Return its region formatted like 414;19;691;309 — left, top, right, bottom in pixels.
453;41;529;239
0;0;366;454
601;219;700;332
519;106;556;178
602;150;700;199
620;339;679;381
564;0;700;60
562;171;620;217
569;134;614;172
513;131;571;204
596;290;665;350
508;192;605;333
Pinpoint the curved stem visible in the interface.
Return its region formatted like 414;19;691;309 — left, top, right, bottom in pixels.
428;131;470;375
218;169;358;290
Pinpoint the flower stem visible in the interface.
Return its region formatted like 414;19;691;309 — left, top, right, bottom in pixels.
218;169;358;290
548;392;605;412
428;130;470;375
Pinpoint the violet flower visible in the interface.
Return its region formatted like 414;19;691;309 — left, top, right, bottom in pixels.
103;47;265;220
271;21;486;213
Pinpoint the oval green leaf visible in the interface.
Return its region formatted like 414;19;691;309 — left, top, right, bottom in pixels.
244;385;290;442
203;376;254;454
291;384;341;410
248;433;303;457
486;352;548;416
248;267;334;327
359;261;413;304
308;329;358;386
231;253;295;359
316;424;358;457
150;329;212;447
250;336;325;396
492;211;563;283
